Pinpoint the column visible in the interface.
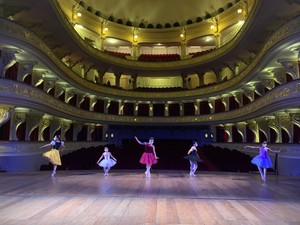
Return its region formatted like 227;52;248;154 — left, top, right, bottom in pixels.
179;101;184;116
38;115;52;141
149;102;153;116
224;124;233;143
277;113;293;143
72;122;83;141
233;91;243;108
0;104;13;127
181;74;188;89
257;119;271;143
180;41;187;59
133;102;138;116
43;77;57;93
87;123;94;141
268;118;281;143
236;122;247;142
0;48;20;77
132;44;140;60
104;99;110;114
114;72;122;88
208;98;215;114
278;59;299;79
25;112;43;141
221;96;229;112
9;110;27;141
60;120;71;141
119;100;124;115
194;100;200;115
164;102;169;117
17;61;37;82
196;72;204;86
97;68;107;85
76;93;85;108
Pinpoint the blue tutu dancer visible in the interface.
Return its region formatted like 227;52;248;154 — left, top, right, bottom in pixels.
97;147;117;176
244;141;280;181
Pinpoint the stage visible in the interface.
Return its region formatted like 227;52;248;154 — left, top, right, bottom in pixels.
0;170;300;225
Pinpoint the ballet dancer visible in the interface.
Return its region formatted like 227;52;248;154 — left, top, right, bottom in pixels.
41;135;65;176
244;141;280;180
135;136;158;177
97;147;117;176
184;141;203;176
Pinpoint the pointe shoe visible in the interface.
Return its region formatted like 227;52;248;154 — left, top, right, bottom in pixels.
51;172;56;177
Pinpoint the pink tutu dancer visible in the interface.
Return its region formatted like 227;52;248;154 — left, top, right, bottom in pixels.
135;136;159;177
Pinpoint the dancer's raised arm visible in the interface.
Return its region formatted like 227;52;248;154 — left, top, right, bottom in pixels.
135;136;145;145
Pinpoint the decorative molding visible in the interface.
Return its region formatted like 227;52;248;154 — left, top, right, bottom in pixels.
0;78;299;125
1;14;300;100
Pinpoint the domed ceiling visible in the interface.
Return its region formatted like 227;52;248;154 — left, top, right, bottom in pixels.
80;0;234;25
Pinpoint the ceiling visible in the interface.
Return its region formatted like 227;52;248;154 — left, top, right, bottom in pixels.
79;0;235;25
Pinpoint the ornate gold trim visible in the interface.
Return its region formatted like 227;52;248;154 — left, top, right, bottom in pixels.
0;79;299;125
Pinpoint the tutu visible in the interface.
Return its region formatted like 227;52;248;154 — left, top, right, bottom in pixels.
251;155;272;168
43;149;61;166
184;150;203;162
140;152;158;165
251;147;273;168
98;158;116;168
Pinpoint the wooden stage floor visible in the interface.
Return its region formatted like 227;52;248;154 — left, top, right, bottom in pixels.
0;170;300;225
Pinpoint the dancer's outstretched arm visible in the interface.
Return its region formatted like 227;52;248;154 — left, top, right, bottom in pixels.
135;136;145;145
244;145;259;149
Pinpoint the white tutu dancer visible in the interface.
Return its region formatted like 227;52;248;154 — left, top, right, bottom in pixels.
97;147;117;176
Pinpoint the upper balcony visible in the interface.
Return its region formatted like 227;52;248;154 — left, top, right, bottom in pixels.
54;0;256;75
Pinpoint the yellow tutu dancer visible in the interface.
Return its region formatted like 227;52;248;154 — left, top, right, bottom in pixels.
41;135;65;176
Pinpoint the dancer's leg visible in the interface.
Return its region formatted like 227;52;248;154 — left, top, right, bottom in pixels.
145;164;151;176
52;165;57;176
263;168;267;180
189;161;194;176
106;167;111;175
192;162;198;175
257;166;264;180
103;167;107;175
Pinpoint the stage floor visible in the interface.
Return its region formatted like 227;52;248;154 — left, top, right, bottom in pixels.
0;170;300;225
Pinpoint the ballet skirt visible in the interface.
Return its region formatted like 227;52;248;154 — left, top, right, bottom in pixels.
98;155;116;168
139;144;158;165
184;150;203;162
251;147;272;168
43;140;64;166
